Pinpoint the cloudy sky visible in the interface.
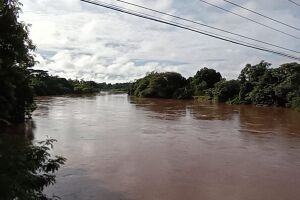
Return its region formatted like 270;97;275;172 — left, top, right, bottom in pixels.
20;0;300;83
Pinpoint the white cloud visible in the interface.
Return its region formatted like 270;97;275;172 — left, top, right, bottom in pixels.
20;0;300;83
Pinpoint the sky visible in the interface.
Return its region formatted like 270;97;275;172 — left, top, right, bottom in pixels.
20;0;300;83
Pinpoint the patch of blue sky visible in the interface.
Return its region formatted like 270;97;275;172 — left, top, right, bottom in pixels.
130;59;190;66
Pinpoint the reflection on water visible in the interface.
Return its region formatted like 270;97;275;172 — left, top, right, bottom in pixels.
0;120;36;140
4;93;300;200
130;97;188;120
189;103;238;121
239;105;300;136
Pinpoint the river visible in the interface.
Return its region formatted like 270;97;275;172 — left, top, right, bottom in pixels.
4;93;300;200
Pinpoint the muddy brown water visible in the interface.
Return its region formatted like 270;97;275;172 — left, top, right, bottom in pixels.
6;93;300;199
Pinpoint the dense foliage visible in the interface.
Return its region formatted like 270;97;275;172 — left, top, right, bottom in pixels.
0;0;36;123
129;72;192;99
213;80;240;103
129;62;300;111
238;61;300;108
190;67;222;95
30;70;100;95
0;135;66;200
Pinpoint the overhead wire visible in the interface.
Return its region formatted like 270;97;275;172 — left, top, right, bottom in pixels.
198;0;300;40
222;0;300;32
114;0;300;54
82;0;300;60
287;0;300;7
80;0;300;61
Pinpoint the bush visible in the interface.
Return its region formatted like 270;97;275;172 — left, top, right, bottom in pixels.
191;67;222;95
129;72;191;99
213;80;240;103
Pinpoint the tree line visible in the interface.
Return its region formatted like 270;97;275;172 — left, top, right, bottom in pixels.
129;61;300;111
30;69;130;96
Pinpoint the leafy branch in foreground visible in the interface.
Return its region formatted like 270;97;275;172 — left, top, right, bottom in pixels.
0;137;66;200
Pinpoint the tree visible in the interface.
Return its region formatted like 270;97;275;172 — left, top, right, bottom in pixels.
0;0;36;123
213;80;240;103
238;61;300;107
238;61;270;83
129;72;191;99
238;61;270;103
72;80;100;94
191;67;222;95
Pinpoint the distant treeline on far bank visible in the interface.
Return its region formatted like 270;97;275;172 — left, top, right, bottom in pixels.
30;69;130;96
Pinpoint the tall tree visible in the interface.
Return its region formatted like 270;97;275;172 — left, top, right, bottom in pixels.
191;67;222;95
0;0;36;124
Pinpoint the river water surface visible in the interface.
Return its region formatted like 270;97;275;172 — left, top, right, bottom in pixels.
25;93;300;199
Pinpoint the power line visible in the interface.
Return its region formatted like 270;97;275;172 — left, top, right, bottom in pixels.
114;0;300;54
288;0;300;7
82;0;300;60
198;0;300;40
106;4;289;54
80;0;300;61
114;2;262;49
223;0;300;32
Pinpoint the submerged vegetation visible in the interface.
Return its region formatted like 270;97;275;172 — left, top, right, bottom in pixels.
129;61;300;111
